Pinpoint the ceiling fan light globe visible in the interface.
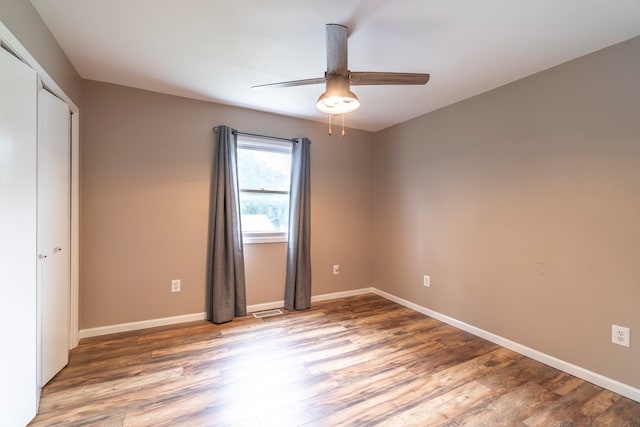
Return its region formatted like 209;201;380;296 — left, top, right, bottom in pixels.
316;92;360;115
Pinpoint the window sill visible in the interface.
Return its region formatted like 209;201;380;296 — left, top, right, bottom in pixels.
243;233;288;244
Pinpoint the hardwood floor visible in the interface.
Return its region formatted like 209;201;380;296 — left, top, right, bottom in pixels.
30;294;640;426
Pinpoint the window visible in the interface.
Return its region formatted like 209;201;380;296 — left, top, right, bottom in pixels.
237;136;292;243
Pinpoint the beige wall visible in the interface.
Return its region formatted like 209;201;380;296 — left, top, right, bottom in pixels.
0;0;82;105
372;36;640;388
80;80;373;328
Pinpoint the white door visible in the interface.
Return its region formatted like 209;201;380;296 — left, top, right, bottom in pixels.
0;47;39;425
38;88;71;385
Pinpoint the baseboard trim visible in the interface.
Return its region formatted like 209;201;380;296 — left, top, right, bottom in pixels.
247;300;284;313
311;287;374;303
78;312;206;339
246;288;374;313
79;288;374;339
370;288;640;403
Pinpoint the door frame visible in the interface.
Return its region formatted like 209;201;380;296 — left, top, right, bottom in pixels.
1;21;80;348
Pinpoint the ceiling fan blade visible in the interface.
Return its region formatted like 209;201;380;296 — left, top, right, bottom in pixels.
251;77;326;89
350;72;430;86
326;24;348;75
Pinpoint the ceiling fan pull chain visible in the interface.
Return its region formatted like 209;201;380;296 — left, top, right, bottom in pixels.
342;114;346;138
328;113;332;136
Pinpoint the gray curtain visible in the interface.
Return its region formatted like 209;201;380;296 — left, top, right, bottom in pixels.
285;137;312;310
206;125;247;323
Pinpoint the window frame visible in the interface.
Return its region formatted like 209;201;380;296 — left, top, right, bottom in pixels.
236;135;292;244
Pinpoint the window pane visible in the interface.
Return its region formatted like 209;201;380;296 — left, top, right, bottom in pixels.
240;192;289;232
237;148;291;192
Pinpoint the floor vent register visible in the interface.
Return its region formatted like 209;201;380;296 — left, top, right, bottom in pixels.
252;309;283;319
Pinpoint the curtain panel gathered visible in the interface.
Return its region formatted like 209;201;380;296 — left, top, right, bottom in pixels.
285;137;312;310
206;125;247;324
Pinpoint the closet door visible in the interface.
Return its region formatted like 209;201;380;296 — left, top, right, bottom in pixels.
0;48;38;425
38;88;71;385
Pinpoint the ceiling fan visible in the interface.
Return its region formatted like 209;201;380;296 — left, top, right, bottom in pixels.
252;24;430;117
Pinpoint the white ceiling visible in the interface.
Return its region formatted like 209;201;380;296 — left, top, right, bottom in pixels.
32;0;640;132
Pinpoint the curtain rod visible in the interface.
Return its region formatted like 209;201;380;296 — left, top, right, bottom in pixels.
213;126;298;143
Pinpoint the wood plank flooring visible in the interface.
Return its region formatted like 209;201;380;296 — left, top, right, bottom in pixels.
30;294;640;426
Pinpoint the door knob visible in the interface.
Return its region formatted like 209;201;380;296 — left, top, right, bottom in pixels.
38;254;47;259
53;247;62;253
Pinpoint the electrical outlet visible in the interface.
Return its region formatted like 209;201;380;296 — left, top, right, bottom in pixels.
611;324;630;347
171;279;181;293
423;275;430;287
333;264;340;275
